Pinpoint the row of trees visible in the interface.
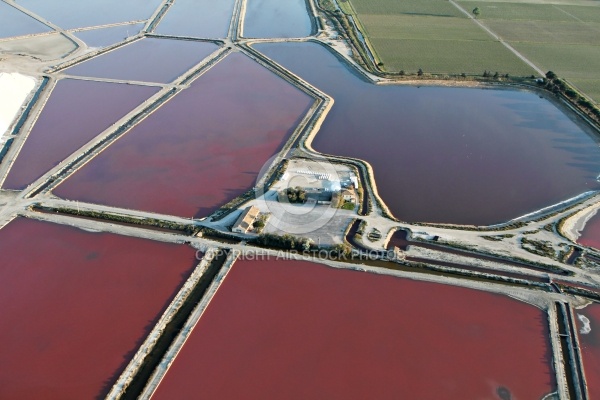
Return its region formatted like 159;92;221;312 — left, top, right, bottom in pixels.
396;69;511;79
252;233;354;257
543;71;600;121
253;233;314;251
482;70;509;79
32;205;197;234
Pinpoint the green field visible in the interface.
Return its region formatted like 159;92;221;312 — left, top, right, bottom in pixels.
458;2;581;22
368;36;535;75
346;0;600;102
347;0;535;75
511;42;600;100
361;14;496;41
459;0;600;102
348;0;463;17
568;79;600;104
484;20;600;45
459;1;600;23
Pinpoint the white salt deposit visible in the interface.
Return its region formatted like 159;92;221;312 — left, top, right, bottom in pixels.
0;72;36;136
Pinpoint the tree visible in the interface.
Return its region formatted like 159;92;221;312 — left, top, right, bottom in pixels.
546;71;557;80
565;88;579;99
282;186;307;204
298;190;306;203
493;72;499;79
417;68;423;76
330;243;352;257
472;7;481;17
301;239;313;252
399;70;405;76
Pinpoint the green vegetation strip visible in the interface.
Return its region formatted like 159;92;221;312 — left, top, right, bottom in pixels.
539;71;600;128
0;138;14;165
411;235;571;275
31;205;198;235
11;77;49;135
557;283;600;302
316;0;378;72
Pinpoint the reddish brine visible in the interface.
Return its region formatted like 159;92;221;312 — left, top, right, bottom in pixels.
579;211;600;250
53;53;314;218
576;303;600;398
3;79;159;190
0;218;198;399
153;259;555;400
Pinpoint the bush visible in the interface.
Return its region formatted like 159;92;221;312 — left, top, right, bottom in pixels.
341;201;355;210
254;233;314;251
281;187;306;204
565;88;579;99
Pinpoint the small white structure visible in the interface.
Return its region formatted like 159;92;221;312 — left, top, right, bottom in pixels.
341;189;356;203
232;206;260;234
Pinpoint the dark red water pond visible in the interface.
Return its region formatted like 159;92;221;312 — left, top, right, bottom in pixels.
155;0;236;38
0;217;198;399
153;259;555;400
0;2;50;38
576;303;600;398
53;53;313;218
65;38;218;83
256;42;600;226
244;0;312;38
579;211;600;250
3;79;159;190
17;0;161;30
74;23;144;49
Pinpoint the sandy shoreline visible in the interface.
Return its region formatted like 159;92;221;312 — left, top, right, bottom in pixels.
561;204;600;243
0;72;36;137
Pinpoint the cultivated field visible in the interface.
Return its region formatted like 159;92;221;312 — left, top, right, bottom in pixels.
359;14;535;75
346;0;600;102
346;0;535;75
458;0;600;103
569;79;600;105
